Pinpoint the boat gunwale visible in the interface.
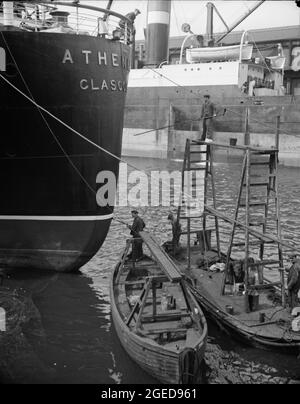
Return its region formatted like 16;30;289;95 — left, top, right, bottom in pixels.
189;282;300;350
187;43;253;55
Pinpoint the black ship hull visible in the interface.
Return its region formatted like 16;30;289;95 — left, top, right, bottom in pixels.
0;31;130;271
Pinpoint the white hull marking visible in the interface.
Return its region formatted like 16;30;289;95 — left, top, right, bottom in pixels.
0;215;113;221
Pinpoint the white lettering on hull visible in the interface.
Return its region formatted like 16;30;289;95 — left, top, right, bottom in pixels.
0;215;113;221
63;49;129;92
80;79;127;92
62;49;74;64
62;49;130;70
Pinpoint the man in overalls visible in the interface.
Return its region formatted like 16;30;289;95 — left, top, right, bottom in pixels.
127;210;145;262
286;253;300;310
200;94;217;142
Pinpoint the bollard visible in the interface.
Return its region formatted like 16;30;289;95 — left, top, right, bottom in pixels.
0;307;6;332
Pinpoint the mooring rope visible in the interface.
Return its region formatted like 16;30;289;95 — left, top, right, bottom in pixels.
1;56;299;252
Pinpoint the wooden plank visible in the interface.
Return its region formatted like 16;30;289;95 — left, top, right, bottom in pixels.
243;182;269;187
248;282;281;291
120;280;146;286
139;231;182;282
250;161;270;166
191;141;278;153
232;240;275;247
142;311;191;322
223;153;247;295
248;260;280;267
180;228;215;235
145;327;188;335
240;202;267;207
126;279;151;326
206;206;299;251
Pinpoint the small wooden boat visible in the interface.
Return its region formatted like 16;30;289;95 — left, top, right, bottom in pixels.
180;247;300;353
186;44;253;63
110;232;207;384
172;140;300;353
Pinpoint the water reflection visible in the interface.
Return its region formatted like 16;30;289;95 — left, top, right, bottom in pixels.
1;156;300;384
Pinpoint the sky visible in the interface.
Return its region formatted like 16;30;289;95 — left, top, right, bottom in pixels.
86;1;300;40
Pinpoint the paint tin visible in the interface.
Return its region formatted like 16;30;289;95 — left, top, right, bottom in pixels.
259;312;266;323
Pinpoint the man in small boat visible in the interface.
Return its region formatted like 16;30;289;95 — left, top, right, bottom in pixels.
286;253;300;310
199;94;217;143
127;210;146;262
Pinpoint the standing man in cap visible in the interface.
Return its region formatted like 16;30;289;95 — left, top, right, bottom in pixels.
168;213;181;254
127;210;145;261
199;94;217;143
286;253;300;310
125;8;141;24
119;8;141;43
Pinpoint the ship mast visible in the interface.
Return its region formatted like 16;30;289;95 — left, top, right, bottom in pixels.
216;0;265;43
145;0;171;67
206;2;214;45
103;0;114;22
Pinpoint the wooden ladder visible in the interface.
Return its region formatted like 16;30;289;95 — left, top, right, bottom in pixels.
222;147;285;306
177;139;221;268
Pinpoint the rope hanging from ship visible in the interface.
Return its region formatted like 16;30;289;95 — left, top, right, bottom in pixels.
0;29;204;223
1;35;300;256
2;64;300;330
0;31;97;197
0;30;141;223
2;70;300;254
0;8;296;150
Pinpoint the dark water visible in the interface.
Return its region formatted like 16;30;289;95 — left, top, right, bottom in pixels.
2;156;300;384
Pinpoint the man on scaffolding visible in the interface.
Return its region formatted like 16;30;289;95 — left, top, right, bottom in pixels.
163;213;182;256
199;94;217;143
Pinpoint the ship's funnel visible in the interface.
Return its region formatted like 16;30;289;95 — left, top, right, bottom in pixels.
146;0;171;67
3;1;14;26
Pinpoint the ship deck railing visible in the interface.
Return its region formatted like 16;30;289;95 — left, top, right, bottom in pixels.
0;1;134;44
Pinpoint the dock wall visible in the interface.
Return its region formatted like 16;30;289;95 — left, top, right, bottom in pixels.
122;97;300;167
165;130;300;167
